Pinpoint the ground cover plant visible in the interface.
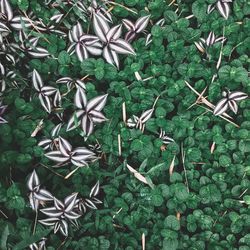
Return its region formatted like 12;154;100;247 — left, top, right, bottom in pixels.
0;0;250;249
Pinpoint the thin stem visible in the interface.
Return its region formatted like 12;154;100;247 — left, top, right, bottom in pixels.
65;166;81;179
33;210;38;235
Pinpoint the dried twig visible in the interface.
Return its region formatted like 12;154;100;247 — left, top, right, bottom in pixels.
0;209;8;219
210;142;216;154
118;134;121;156
142;233;145;250
40;164;65;178
108;1;138;14
169;155;175;175
122;102;127;124
185;81;239;127
181;143;189;193
31;119;44;137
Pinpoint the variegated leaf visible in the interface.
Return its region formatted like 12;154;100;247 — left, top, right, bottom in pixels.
32;69;43;91
10;16;32;30
229;91;248;101
34;189;53;201
28;47;50;58
75;87;87;109
228;100;238;114
40;207;63;217
89;110;107;123
59;220;68;236
58;136;72;157
86;94;108;112
106;24;122;42
66;110;84;131
38;94;51;113
51;123;62;137
45;150;69;163
216;0;230;19
213;98;228;116
64;192;78;212
90;181;100;197
71;147;95;161
0;0;13;21
76;43;88;61
206;31;215;46
27;170;40;191
135;15;150;33
81;114;94;136
39;217;59;226
93;13;110;43
84;198;97;209
72;22;83;42
41;86;57;96
140;108;154;124
109;38;136;55
122;19;135;31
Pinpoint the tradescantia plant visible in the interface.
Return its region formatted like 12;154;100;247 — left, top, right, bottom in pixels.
0;0;250;249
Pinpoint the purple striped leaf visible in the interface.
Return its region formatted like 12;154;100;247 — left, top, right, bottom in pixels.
135;15;150;33
109;38;136;55
58;137;72;157
87;94;108;112
90;181;100;197
93;13;110;43
32;69;43;91
75;87;87;109
38;94;51;113
229;91;248;101
45;150;69;163
213;98;228;116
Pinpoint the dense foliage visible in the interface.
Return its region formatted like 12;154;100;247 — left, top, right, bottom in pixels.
0;0;250;249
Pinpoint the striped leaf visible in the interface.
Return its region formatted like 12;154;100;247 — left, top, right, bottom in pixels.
213;98;228;116
122;19;135;31
28;47;50;58
66;110;84;131
45;150;69;163
40;207;63;217
74;87;87;109
58;137;72;157
71;22;83;42
103;46;119;68
27;170;40;191
140;108;154;124
64;193;78;212
41;86;57;96
109;38;136;55
34;189;53;201
106;24;122;42
0;0;13;21
51;123;62;137
39;218;59;226
38;94;51;113
89;110;107;123
206;31;215;47
228;100;238;114
10;16;32;30
216;0;230;19
135;15;150;33
81;115;94;136
90;181;100;197
59;220;68;236
71;147;95;162
86;94;108;112
32;70;43;91
93;13;110;43
75;43;88;61
229;91;248;101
